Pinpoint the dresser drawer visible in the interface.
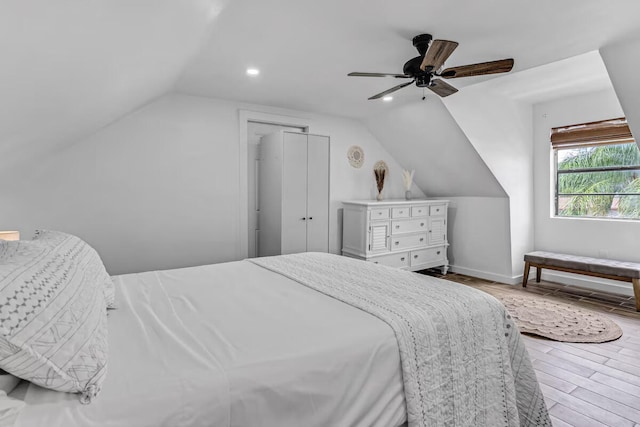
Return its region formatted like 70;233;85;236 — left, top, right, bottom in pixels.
410;246;446;267
371;252;410;268
391;233;427;251
429;204;446;217
411;205;428;217
370;208;389;220
391;218;427;234
391;207;410;218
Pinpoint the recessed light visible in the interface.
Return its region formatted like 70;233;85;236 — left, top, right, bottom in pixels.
246;68;260;76
382;96;393;102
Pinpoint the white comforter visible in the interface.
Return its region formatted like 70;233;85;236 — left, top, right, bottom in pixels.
252;253;551;427
11;259;406;427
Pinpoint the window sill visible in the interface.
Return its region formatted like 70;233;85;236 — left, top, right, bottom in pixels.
551;215;640;224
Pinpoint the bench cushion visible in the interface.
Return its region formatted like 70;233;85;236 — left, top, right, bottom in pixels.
524;251;640;279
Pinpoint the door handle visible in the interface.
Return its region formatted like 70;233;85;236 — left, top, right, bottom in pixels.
308;217;313;220
300;217;306;221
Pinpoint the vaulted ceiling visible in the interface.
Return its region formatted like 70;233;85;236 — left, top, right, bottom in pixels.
2;0;640;176
0;0;228;171
177;0;640;118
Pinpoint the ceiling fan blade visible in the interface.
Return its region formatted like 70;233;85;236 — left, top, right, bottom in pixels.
420;40;459;72
348;72;411;78
428;79;458;97
368;80;415;100
440;58;514;78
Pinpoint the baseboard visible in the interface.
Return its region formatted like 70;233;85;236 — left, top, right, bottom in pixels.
539;270;634;297
449;265;635;296
448;265;521;285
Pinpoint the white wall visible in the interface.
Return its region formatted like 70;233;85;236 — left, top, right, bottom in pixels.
364;99;506;197
444;197;512;282
0;93;423;275
444;86;535;279
600;38;640;143
533;88;639;296
0;0;227;174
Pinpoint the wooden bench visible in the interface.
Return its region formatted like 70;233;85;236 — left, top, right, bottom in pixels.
523;251;640;311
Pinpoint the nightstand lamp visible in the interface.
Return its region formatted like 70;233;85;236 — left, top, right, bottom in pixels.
0;231;20;241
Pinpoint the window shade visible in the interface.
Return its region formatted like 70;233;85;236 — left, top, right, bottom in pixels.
550;117;634;149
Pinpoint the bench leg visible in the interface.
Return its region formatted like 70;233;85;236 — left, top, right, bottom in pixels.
536;267;541;283
522;261;530;287
633;278;640;312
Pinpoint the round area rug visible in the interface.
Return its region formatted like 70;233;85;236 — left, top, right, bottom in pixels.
483;289;623;343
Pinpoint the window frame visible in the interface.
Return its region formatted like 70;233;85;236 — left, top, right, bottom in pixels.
551;118;640;220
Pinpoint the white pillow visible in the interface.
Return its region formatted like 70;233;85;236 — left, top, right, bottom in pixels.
33;230;115;309
0;235;108;403
0;370;20;395
0;390;25;426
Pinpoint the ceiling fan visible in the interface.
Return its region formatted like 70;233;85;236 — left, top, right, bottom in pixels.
348;34;514;99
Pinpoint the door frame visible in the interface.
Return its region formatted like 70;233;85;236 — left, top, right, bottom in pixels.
238;110;311;259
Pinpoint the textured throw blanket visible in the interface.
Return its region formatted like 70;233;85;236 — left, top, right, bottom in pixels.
250;253;550;427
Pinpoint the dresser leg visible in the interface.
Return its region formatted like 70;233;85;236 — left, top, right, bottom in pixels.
441;265;448;275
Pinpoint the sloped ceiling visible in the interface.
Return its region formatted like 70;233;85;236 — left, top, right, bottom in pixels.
0;0;228;172
177;0;640;119
365;99;505;197
3;0;640;202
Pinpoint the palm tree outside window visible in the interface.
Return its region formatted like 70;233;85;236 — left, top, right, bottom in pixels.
552;118;640;219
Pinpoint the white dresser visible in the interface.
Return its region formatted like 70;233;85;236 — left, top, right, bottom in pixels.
342;200;449;273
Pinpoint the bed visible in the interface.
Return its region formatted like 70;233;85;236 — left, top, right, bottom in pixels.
4;247;550;426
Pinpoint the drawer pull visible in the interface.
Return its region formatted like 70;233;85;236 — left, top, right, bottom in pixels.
414;255;418;259
399;210;403;214
308;217;313;220
400;257;405;261
420;223;425;227
300;217;306;221
394;241;399;245
419;238;424;242
395;225;400;229
436;209;440;212
378;212;383;215
437;251;441;255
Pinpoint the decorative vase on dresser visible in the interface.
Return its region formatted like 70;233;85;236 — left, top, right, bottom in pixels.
341;199;449;273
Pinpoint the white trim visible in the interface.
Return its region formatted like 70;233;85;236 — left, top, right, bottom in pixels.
237;110;311;259
539;270;634;297
448;264;520;285
449;265;635;297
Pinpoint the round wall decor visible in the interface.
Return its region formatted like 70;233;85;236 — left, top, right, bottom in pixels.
347;145;365;168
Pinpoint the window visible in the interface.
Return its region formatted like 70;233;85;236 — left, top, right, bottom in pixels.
552;117;640;219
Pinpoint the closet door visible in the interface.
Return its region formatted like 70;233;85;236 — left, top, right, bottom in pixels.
306;135;330;252
281;132;308;254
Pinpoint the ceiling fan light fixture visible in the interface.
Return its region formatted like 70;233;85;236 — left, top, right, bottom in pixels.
415;75;431;87
246;68;260;76
382;96;393;102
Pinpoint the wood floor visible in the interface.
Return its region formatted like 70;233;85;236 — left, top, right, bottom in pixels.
421;270;640;427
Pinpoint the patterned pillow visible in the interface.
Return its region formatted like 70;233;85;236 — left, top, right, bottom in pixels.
33;230;115;309
0;236;108;403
